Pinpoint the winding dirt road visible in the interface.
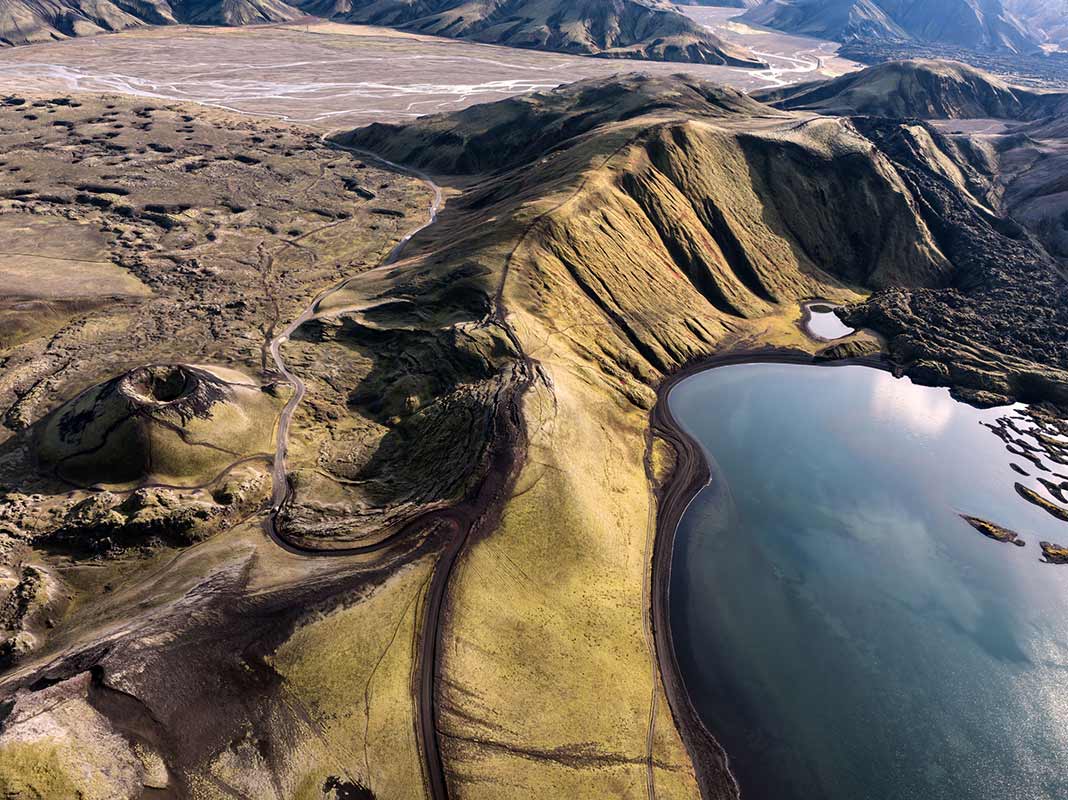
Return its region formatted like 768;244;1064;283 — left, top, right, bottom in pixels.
261;142;451;797
266;143;443;515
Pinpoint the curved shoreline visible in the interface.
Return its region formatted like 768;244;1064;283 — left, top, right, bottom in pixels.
647;346;887;799
798;298;854;342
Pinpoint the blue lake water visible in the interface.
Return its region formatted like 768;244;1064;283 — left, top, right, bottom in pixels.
668;362;1068;800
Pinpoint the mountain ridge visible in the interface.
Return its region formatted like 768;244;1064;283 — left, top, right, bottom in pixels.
753;58;1068;118
295;0;764;65
742;0;1039;54
0;0;765;66
0;0;301;46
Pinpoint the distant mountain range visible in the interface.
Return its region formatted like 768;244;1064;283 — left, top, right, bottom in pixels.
671;0;762;8
0;0;300;46
296;0;762;65
753;57;1068;117
741;0;1041;54
1004;0;1068;51
0;0;764;66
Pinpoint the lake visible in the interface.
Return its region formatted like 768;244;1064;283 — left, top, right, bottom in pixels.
668;362;1068;800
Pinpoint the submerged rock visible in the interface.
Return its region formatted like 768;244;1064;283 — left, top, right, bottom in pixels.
1015;482;1068;522
960;514;1027;547
1040;541;1068;564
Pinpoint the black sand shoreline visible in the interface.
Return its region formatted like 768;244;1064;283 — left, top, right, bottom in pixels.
646;346;888;798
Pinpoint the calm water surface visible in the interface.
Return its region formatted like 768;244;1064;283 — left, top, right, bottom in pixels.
669;363;1068;800
803;303;854;340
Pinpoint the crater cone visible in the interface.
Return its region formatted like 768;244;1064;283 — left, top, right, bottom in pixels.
37;364;282;488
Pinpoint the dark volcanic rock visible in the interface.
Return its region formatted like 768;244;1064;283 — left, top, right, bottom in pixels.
841;118;1068;410
1040;541;1068;563
961;514;1026;546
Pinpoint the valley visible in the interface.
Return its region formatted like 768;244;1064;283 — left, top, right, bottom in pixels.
0;7;1066;800
0;17;858;126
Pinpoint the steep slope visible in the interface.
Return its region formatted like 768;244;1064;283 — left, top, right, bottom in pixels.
753;59;1067;118
742;0;1038;54
877;0;1037;52
755;59;1068;260
1004;0;1068;51
172;0;302;24
0;0;172;46
0;0;299;47
842;116;1068;406
744;0;906;42
295;0;766;64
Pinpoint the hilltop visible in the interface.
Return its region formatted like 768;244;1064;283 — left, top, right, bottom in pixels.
336;73;780;174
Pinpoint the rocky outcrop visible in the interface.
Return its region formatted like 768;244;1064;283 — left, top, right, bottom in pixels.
0;673;151;799
0;562;63;666
1040;541;1068;564
52;489;219;550
840;117;1068;409
961;514;1026;546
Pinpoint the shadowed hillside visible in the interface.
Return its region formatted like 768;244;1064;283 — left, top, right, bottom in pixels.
756;59;1068;284
336;74;779;175
0;0;767;66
